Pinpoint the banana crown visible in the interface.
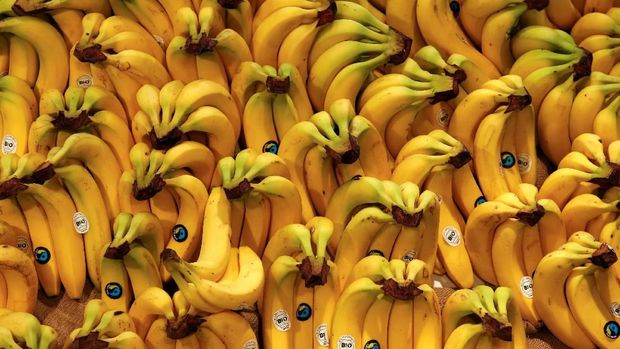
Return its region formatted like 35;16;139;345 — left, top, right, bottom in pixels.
106;212;164;264
558;133;620;185
0;308;58;349
0;152;55;199
395;130;471;166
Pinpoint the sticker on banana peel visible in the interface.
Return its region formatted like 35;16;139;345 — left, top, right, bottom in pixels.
262;141;279;154
337;335;355;349
610;303;620;318
172;224;188;242
242;339;259;349
367;250;385;257
34;247;50;264
402;250;417;263
296;303;312;321
474;196;487;207
604;321;620;339
520;276;534;299
73;212;90;235
518;153;532;174
16;236;29;253
315;323;329;346
153;35;165;48
2;134;16;154
104;282;123;299
436;107;451;126
442;226;461;247
364;340;380;349
77;74;93;88
500;152;516;168
272;309;291;331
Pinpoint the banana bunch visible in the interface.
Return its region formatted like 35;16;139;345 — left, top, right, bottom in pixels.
392;130;476;288
562;190;620;239
307;1;414;110
326;177;440;286
0;15;68;97
0;245;38;313
571;8;620;74
279;98;393;221
29;86;132;171
100;212;164;312
213;149;302;256
416;0;501;80
0;74;37;156
538;133;620;209
231;61;312;152
442;286;527;349
132;79;239;161
385;0;426;55
167;6;252;86
509;25;592;113
466;184;566;327
71;13;170;119
331;256;441;349
533;231;619;349
128;287;259;348
449;76;537;199
1;152;86;299
64;298;142;348
262;216;339;348
0;308;58;349
121;143;210;266
359;56;460;157
199;0;254;44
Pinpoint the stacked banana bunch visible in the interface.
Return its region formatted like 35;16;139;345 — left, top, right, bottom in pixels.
331;255;441;349
326;177;439;286
64;299;143;348
0;308;58;349
572;8;620;73
442;286;526;348
464;184;566;328
533;232;619;349
262;217;339;348
213;149;302;255
279;98;393;220
544;0;613;31
231;62;312;152
391;131;475;288
562;190;620;239
99;213;164;313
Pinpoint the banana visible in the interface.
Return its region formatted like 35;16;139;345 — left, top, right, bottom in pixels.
444;323;486;349
0;245;37;313
123;243;162;299
481;3;528;75
100;242;133;313
511;25;581;58
262;255;298;348
570;81;620;142
547;0;582;30
0;311;41;348
442;289;494;342
202;311;258;348
7;35;39;87
571;12;620;44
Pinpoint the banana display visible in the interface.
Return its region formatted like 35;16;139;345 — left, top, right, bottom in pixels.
4;0;620;348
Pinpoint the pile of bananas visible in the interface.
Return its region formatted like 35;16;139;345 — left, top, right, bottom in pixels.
4;0;620;348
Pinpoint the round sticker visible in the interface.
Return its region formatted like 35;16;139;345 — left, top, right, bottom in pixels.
73;212;90;235
367;250;384;257
34;247;50;264
242;340;259;349
337;335;355;349
262;141;279;154
364;340;380;349
2;134;16;154
402;250;417;263
172;224;188;242
442;226;461;247
272;309;291;331
520;276;534;299
604;321;620;339
77;74;93;88
474;196;487;207
518;153;532;174
436;107;451;126
16;236;29;253
296;303;312;321
315;323;329;346
449;0;460;16
105;282;123;299
500;152;516;168
610;303;620;318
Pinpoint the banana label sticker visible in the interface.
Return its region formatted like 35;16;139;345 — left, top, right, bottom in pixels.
520;276;534;299
316;323;329;346
436;107;451;126
262;141;279;154
2;134;16;154
500;152;516;168
367;250;385;257
16;236;29;253
402;250;417;263
296;303;312;321
474;196;487;207
34;247;51;264
364;340;380;349
442;226;461;247
172;224;188;242
518;153;532;174
77;74;93;88
242;340;259;349
73;212;90;235
153;35;165;49
610;303;620;318
337;335;355;349
604;321;620;339
105;282;123;299
273;309;291;331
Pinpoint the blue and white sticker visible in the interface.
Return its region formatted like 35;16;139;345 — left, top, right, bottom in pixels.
34;247;50;264
364;340;380;349
296;303;312;321
105;282;122;300
172;224;188;242
604;321;620;339
262;141;279;154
